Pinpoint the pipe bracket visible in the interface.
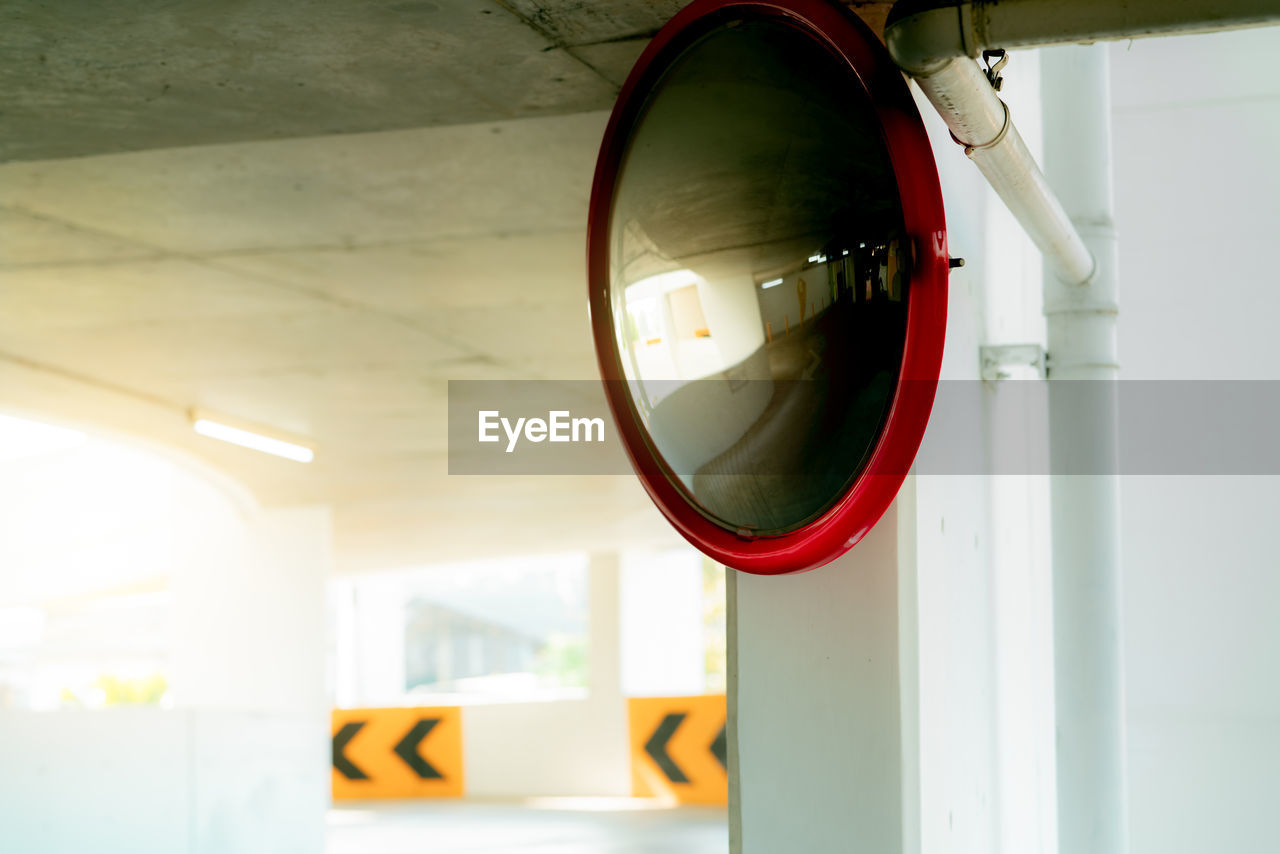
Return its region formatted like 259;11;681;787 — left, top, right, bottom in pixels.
948;98;1011;156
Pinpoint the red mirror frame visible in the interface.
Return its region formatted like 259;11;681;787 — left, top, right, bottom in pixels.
587;0;948;574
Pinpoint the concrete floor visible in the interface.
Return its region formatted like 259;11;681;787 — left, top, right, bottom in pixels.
326;800;729;854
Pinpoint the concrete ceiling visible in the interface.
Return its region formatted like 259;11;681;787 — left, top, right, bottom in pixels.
1;0;889;163
0;113;686;569
0;0;682;163
0;0;891;572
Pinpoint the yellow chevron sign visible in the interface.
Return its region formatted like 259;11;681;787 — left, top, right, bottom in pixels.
331;707;464;800
628;695;727;805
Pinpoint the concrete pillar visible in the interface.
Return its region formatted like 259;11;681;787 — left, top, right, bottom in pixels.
728;499;910;853
588;551;624;702
169;504;332;714
168;502;333;854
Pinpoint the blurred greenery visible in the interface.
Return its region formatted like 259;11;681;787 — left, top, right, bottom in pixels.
60;673;168;707
536;634;589;688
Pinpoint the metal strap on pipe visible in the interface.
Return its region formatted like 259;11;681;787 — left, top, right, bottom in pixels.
884;0;1280;285
912;56;1096;285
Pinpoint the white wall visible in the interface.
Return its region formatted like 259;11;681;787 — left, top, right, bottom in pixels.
908;76;1005;854
732;503;906;853
1108;27;1280;854
696;272;768;368
0;432;194;606
334;551;633;798
461;551;631;797
902;31;1280;854
0;429;332;853
729;61;1059;854
170;504;332;715
0;708;327;854
905;68;1060;854
620;548;706;697
755;264;832;335
463;696;630;797
975;52;1059;854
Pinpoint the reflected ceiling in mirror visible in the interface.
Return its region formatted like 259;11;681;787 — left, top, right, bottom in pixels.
606;16;910;535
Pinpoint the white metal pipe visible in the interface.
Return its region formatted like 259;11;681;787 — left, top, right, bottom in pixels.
909;55;1095;285
886;5;1280;848
885;0;1280;289
886;6;1145;853
1041;45;1120;378
885;0;1280;71
1041;44;1127;854
885;0;1280;284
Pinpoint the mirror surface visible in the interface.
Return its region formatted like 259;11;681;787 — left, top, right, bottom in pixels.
608;16;910;535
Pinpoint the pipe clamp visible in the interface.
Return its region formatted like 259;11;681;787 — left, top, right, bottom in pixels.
949;99;1011;156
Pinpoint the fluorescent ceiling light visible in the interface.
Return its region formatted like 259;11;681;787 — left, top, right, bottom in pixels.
192;415;314;463
808;253;826;263
761;278;784;289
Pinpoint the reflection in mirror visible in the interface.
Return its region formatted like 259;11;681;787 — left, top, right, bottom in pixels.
608;16;910;535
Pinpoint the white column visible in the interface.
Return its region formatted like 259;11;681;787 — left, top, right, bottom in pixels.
729;501;908;853
1041;43;1129;854
169;504;332;714
588;551;624;702
349;577;408;707
462;551;631;797
168;503;333;854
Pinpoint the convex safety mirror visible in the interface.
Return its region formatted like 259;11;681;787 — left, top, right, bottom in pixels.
588;0;949;574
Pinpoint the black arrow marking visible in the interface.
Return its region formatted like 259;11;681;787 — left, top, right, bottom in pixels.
394;718;444;780
710;723;727;771
644;712;690;784
332;721;370;780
